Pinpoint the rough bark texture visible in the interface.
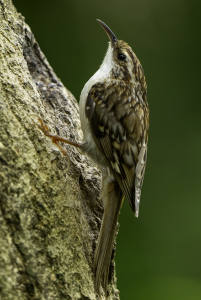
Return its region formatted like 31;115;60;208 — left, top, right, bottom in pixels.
0;1;120;299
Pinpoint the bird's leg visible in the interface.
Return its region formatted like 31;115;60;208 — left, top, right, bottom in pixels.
30;115;80;157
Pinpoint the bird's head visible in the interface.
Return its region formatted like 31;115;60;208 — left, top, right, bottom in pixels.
97;19;146;92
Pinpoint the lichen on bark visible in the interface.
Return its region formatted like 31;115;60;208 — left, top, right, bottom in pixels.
0;1;120;299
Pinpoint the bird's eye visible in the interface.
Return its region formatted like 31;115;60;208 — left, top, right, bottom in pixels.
118;53;127;61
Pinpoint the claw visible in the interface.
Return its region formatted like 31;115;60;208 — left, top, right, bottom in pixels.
30;114;49;133
30;114;80;166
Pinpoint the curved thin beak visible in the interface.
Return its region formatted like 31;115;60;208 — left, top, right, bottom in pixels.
96;19;117;48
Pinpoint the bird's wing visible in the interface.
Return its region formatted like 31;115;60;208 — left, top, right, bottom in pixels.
85;82;149;215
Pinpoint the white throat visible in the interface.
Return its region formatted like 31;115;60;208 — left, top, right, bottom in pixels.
79;42;113;123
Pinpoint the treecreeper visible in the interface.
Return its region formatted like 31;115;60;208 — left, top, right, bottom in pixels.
32;19;149;298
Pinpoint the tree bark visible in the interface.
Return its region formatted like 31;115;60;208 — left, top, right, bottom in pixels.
0;1;120;299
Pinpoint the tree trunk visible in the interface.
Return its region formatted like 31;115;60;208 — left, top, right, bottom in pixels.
0;1;120;299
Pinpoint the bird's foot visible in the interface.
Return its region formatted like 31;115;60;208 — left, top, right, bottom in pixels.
30;114;80;157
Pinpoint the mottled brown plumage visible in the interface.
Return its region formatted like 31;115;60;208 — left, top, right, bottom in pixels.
85;41;149;216
81;21;149;296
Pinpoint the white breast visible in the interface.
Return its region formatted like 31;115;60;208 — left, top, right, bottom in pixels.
79;42;113;145
78;43;115;171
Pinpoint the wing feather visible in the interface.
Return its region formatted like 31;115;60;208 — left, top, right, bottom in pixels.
86;83;149;215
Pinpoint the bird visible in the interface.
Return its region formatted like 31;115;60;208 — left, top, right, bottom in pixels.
32;19;149;298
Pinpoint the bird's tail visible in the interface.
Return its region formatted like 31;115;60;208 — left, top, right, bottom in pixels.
94;178;123;296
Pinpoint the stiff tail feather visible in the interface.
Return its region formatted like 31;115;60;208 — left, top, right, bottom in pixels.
94;179;123;296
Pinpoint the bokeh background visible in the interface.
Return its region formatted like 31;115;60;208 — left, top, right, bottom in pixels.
13;0;201;299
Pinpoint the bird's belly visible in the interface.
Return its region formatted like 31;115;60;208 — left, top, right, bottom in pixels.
79;82;94;145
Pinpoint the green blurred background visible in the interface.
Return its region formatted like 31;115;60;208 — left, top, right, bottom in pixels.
13;0;201;299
